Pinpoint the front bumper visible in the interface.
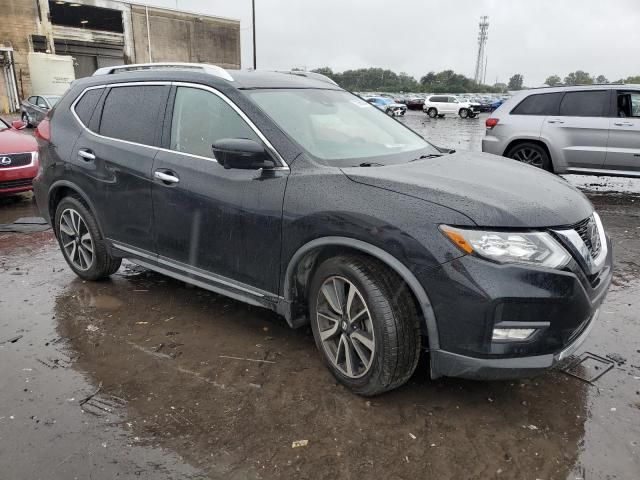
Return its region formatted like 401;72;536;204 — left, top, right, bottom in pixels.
423;235;613;380
0;162;38;195
430;308;598;380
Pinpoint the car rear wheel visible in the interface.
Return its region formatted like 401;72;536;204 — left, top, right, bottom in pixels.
21;113;31;128
55;196;122;280
459;108;469;118
505;142;552;171
309;255;421;396
426;108;437;118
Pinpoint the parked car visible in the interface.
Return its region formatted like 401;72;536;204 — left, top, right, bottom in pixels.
0;117;39;195
34;63;612;396
405;97;425;110
20;95;61;127
363;96;407;116
482;85;640;176
423;95;479;118
489;98;504;111
473;97;494;112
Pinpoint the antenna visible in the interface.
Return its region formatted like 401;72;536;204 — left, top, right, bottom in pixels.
473;16;489;84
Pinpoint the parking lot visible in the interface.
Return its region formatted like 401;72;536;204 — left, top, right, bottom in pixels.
1;112;639;479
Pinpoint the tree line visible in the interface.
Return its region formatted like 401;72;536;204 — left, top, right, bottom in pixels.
310;67;640;93
311;67;504;93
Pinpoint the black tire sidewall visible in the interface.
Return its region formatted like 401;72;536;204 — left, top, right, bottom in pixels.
309;258;400;393
54;196;115;280
427;108;437;118
459;108;468;118
507;143;552;171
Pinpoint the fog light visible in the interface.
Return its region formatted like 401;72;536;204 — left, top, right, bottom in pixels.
492;328;536;341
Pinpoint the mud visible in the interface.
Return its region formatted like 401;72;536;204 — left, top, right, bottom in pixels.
1;117;639;479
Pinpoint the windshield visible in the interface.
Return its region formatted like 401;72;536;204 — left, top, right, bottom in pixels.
44;96;61;107
246;89;437;164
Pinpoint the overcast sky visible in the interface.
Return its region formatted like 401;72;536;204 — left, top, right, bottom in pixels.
137;0;640;86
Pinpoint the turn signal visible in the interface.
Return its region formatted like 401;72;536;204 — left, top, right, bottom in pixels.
440;225;474;254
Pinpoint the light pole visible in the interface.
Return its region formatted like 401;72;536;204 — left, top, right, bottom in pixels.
252;0;257;69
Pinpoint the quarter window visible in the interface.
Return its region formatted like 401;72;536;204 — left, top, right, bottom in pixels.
99;85;167;145
511;92;563;116
36;97;48;108
558;90;608;117
170;87;259;159
74;89;103;126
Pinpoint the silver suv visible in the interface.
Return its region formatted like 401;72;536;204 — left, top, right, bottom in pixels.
482;85;640;177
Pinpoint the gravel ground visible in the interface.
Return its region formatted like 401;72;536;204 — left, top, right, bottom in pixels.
1;114;639;479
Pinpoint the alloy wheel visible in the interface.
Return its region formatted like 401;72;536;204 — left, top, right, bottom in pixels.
511;147;544;168
316;276;376;379
59;208;94;271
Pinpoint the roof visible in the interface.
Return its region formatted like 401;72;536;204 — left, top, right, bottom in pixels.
88;63;341;90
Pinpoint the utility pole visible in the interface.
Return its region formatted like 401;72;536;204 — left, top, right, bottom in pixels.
252;0;257;69
473;16;489;84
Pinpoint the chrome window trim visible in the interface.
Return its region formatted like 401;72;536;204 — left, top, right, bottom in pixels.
0;151;37;171
70;81;289;169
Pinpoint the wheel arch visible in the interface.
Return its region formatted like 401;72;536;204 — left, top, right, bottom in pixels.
281;236;440;351
503;138;555;172
48;180;105;239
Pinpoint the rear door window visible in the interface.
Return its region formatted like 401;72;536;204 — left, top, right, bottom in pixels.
99;85;168;146
169;86;260;159
616;91;640;118
511;92;563;115
558;90;608;117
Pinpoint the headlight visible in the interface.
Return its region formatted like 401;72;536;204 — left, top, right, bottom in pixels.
440;225;570;269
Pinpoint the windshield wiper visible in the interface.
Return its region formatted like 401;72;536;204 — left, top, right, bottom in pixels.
409;154;443;162
357;162;385;167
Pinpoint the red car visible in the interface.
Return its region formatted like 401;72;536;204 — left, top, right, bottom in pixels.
0;117;38;195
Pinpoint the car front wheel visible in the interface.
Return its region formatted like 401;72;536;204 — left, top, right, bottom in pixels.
309;255;421;396
55;196;122;280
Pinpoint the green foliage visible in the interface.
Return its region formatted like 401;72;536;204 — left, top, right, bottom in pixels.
595;75;608;84
544;75;562;86
564;71;593;85
310;67;503;93
508;74;524;90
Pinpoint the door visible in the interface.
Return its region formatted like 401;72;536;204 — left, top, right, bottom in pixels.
33;96;50;124
541;90;610;169
447;96;459;114
604;90;640;172
152;85;288;293
72;84;170;252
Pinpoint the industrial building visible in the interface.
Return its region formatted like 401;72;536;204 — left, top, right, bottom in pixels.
0;0;241;113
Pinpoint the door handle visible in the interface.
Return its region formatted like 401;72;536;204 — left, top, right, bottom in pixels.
78;149;95;161
547;119;564;124
613;121;633;126
154;170;180;184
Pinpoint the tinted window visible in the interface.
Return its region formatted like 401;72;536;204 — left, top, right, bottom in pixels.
559;90;608;117
27;96;37;104
170;87;259;159
430;96;445;102
74;89;103;126
616;91;640;118
99;86;166;145
511;93;563;115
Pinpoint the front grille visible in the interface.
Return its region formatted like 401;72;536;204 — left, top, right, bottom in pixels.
0;178;33;189
573;215;602;258
0;153;33;169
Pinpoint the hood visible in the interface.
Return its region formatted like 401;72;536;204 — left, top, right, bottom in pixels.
0;127;37;154
341;151;593;228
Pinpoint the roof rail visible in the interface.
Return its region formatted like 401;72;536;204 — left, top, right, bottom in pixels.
92;62;234;82
279;70;339;86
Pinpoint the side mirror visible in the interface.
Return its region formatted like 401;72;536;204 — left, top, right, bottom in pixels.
212;138;276;170
11;120;27;130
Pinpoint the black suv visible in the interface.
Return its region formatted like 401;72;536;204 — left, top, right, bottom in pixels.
33;63;612;396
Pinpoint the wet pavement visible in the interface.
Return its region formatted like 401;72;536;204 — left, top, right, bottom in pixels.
1;115;639;479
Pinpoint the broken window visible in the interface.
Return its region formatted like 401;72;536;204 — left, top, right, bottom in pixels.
48;1;124;33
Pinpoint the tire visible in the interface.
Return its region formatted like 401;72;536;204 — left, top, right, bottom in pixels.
469;112;477;118
426;108;437;118
505;142;552;171
459;108;469;118
309;255;421;396
54;196;122;280
22;113;32;128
